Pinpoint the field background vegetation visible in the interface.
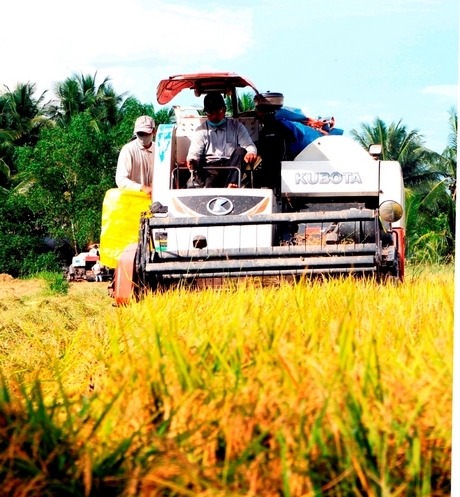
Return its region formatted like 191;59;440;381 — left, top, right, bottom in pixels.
0;76;457;277
0;265;453;496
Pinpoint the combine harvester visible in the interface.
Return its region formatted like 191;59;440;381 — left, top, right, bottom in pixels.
100;73;405;304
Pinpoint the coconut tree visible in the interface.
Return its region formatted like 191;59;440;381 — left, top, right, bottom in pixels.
50;72;128;130
225;91;256;115
0;129;13;194
421;108;457;206
442;106;457;201
0;158;10;195
153;107;175;126
0;82;51;191
408;108;457;262
0;82;50;146
351;115;457;263
350;118;436;187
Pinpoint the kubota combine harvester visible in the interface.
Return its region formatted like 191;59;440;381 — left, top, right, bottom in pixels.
100;73;405;304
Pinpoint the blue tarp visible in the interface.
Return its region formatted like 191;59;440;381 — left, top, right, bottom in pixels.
275;107;344;156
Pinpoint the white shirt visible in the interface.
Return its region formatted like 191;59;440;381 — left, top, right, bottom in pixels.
116;139;154;191
187;118;257;163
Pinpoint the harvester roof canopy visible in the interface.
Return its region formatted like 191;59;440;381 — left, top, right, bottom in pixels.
156;73;260;105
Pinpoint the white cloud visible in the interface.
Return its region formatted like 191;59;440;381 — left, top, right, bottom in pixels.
82;2;254;61
1;0;254;99
422;85;459;98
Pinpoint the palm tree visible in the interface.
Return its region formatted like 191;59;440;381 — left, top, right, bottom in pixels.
51;72;128;129
409;107;457;261
350;118;434;187
442;106;457;201
0;157;10;195
154;107;175;126
0;129;13;194
351;116;456;263
225;91;256;115
0;82;50;146
0;82;51;191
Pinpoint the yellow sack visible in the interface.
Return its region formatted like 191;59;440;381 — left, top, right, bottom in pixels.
100;189;151;268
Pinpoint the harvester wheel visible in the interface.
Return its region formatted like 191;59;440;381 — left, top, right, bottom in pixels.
381;251;402;285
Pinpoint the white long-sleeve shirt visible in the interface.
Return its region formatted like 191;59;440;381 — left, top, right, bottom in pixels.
186;118;257;164
116;139;154;191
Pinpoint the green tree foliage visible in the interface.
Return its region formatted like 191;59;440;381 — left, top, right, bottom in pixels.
154;106;175;126
407;107;457;262
15;112;118;255
0;82;50;146
0;71;455;276
442;106;457;202
112;97;174;147
49;72;128;130
0;75;177;276
0;193;59;276
351;113;457;263
113;98;155;146
0;82;51;190
225;91;256;115
0;155;11;195
350;118;435;186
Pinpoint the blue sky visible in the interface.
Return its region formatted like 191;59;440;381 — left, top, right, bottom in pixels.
1;0;458;152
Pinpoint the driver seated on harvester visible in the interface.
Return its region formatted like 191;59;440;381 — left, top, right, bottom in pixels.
186;92;258;188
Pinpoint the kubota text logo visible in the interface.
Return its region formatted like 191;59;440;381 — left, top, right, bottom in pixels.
295;172;362;185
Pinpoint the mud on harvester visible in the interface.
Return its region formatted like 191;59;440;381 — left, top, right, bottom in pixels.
100;73;405;304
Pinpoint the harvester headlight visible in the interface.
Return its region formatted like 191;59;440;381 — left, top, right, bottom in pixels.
369;144;382;158
379;200;403;223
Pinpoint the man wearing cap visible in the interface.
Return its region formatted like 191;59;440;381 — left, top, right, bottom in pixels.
116;115;155;195
186;92;257;188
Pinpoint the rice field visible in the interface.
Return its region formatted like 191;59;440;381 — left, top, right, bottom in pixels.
0;266;454;496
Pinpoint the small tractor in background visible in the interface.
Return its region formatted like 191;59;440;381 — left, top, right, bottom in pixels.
100;73;405;304
64;245;110;282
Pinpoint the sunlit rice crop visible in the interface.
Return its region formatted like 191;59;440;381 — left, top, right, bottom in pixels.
0;268;453;495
